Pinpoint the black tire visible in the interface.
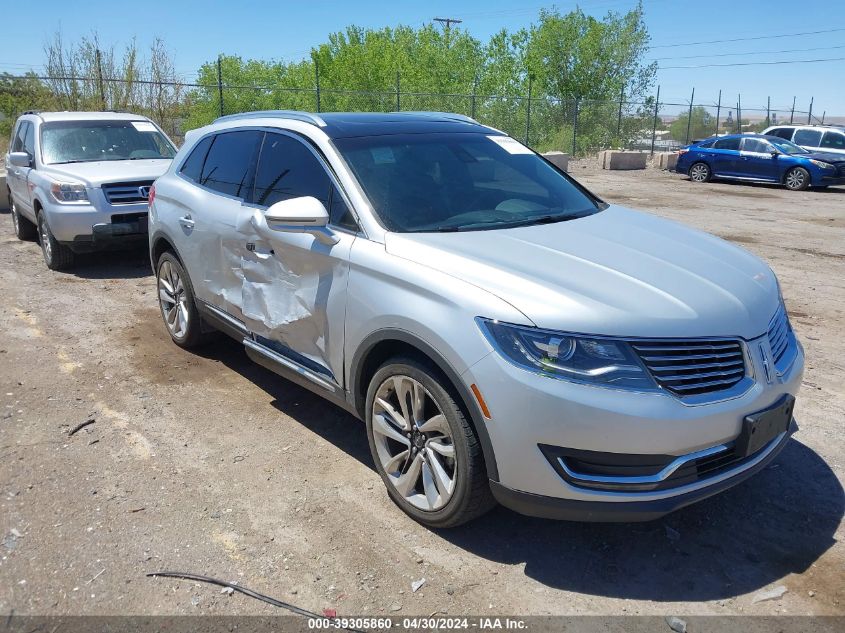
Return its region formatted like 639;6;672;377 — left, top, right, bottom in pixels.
784;166;811;191
11;199;37;241
37;212;74;270
365;357;495;528
688;161;712;183
156;251;210;348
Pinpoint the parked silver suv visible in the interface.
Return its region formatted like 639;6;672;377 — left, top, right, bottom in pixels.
5;111;176;270
149;111;804;527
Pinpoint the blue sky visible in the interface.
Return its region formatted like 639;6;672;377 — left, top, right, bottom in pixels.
3;0;843;116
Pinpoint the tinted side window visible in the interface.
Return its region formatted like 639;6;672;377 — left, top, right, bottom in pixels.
180;135;213;183
768;128;794;140
742;138;770;153
820;131;845;150
714;137;740;151
329;186;358;231
794;129;822;147
200;130;263;199
697;140;714;148
254;133;331;208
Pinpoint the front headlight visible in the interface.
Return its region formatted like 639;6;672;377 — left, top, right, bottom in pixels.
50;181;89;204
477;318;657;390
808;159;834;170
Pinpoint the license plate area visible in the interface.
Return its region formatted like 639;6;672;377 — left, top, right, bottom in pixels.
735;394;794;458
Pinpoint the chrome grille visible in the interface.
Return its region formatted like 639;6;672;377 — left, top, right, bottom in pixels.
768;304;796;372
630;339;746;397
102;180;154;205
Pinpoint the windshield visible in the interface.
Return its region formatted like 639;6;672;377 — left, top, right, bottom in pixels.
768;137;809;155
334;133;602;232
40;120;176;164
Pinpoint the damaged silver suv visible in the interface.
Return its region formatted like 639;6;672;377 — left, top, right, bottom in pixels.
149;111;803;528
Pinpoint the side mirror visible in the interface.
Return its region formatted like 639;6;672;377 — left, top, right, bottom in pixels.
770;151;779;158
264;196;338;245
9;152;32;168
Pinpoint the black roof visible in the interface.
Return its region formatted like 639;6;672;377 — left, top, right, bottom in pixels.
214;110;499;138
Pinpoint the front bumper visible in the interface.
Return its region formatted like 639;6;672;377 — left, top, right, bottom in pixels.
42;195;149;250
818;174;845;186
463;333;804;520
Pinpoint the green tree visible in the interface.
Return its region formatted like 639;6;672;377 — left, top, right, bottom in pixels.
669;106;715;143
0;73;57;154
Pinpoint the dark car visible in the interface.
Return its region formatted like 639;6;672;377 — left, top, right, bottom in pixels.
675;133;845;191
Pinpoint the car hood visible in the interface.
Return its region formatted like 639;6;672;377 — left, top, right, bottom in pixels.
800;151;845;164
40;159;172;186
385;205;779;340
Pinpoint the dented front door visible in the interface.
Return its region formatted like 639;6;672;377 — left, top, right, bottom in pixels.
229;131;358;385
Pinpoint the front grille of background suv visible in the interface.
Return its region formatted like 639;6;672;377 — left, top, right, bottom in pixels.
629;339;746;398
102;180;154;205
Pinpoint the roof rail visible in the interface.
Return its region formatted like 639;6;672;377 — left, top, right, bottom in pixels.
398;111;479;124
22;110;40;115
214;110;327;127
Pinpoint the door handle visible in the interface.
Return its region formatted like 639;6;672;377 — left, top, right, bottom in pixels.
178;214;195;229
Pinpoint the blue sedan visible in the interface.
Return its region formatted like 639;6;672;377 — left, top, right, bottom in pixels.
676;133;845;190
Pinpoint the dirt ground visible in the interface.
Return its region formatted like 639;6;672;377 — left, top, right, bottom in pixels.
1;165;843;619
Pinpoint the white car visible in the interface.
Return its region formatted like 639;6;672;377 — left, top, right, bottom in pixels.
762;124;845;157
5;111;176;270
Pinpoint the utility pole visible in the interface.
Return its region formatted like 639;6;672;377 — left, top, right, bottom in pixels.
433;17;463;29
314;57;321;113
790;96;796;124
685;87;695;144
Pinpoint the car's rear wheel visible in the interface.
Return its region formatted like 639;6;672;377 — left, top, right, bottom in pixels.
365;357;495;528
784;166;811;191
11;200;37;241
689;162;711;183
37;213;74;270
156;252;207;348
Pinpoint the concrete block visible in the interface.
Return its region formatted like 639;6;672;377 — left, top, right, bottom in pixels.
654;152;678;170
542;151;570;172
600;150;647;170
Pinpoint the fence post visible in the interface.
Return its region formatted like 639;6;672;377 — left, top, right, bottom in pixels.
685;87;695;144
216;55;224;117
766;96;771;128
395;71;400;112
95;48;105;110
822;111;826;124
471;74;478;120
616;84;624;140
572;98;579;156
524;74;533;146
790;96;795;124
715;89;721;136
650;85;660;156
807;97;813;124
737;94;742;133
314;58;321;113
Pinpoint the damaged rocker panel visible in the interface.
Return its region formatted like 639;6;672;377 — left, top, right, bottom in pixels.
243;337;339;392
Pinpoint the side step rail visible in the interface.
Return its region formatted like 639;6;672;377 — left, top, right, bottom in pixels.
243;338;338;392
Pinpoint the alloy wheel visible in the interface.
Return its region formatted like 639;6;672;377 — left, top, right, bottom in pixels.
158;260;189;339
11;201;19;235
786;169;806;190
371;375;457;511
690;163;709;182
38;216;52;263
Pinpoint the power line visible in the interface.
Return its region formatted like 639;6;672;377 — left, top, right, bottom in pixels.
659;56;845;70
650;27;845;49
649;43;845;61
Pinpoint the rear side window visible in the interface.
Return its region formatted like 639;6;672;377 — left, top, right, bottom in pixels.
793;129;822;147
200;131;263;199
180;136;213;183
820;131;845;150
696;140;714;148
767;127;794;140
713;137;740;151
23;123;35;156
11;121;29;153
742;138;770;153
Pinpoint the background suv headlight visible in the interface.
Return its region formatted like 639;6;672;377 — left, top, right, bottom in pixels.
477;318;658;390
50;181;89;204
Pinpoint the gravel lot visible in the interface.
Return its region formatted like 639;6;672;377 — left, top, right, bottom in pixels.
1;165;843;618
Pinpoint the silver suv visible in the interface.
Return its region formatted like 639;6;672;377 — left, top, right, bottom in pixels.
149;111;804;527
5;111;176;270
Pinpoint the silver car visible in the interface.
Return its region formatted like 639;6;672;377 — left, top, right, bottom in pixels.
5;111;176;270
148;111;804;527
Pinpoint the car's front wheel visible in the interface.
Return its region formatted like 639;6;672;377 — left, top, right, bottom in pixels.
689;162;711;183
784;166;811;191
365;357;495;528
37;213;74;270
11;200;37;241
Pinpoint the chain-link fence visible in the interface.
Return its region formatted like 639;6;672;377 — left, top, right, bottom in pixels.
1;73;831;157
